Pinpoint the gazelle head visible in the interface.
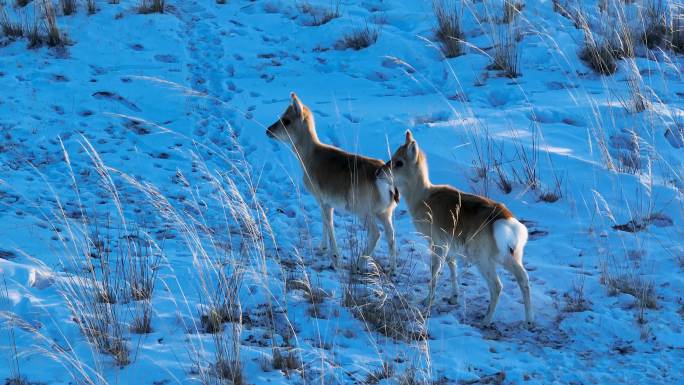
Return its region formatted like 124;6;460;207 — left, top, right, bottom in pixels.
266;92;317;146
377;130;427;188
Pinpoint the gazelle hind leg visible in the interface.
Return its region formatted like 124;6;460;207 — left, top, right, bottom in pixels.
476;259;502;325
377;212;396;274
423;243;443;307
362;215;380;257
504;259;533;325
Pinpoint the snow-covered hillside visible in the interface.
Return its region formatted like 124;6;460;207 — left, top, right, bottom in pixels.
1;0;683;384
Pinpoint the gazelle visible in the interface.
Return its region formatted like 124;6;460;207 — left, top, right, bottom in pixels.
378;130;532;325
266;93;398;272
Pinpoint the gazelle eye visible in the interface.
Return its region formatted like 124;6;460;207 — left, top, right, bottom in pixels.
281;118;291;126
394;160;404;168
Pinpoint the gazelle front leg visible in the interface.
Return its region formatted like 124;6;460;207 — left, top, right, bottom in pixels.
320;204;339;267
476;259;502;325
318;206;329;253
377;212;396;274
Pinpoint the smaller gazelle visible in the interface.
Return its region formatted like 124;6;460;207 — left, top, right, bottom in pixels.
378;131;532;325
266;93;399;272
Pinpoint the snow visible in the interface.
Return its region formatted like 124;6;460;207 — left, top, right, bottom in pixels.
1;0;683;384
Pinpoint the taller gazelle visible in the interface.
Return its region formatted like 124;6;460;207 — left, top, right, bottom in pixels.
378;131;532;325
266;93;398;272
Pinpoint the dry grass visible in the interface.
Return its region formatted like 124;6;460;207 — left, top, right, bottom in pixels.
213;359;245;385
130;301;153;334
603;271;657;310
1;9;23;38
488;23;520;78
87;0;96;15
42;0;66;47
672;10;684;53
511;125;540;192
576;9;618;75
300;1;340;26
60;0;77;16
338;24;379;50
625;68;648;114
139;0;165;14
27;22;42;48
342;261;427;341
364;362;395;384
579;37;618;75
502;0;524;24
272;347;302;373
433;0;463;58
564;278;590;312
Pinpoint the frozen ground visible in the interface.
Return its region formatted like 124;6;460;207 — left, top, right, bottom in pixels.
1;0;683;384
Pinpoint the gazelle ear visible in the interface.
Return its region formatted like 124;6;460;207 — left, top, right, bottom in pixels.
291;92;303;116
406;139;419;161
405;130;414;144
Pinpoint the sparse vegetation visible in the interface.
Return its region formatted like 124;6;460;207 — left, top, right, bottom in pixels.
1;1;683;383
364;362;395;384
26;22;41;48
433;0;464;58
300;1;340;26
271;347;302;373
139;0;164;14
579;34;618;75
1;9;23;38
338;23;379;50
41;0;67;47
503;0;524;24
602;268;657;310
564;278;590;312
60;0;77;16
342;262;426;341
488;23;520;78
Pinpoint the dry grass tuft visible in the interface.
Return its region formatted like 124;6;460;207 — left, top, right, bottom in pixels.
130;301;153;334
488;24;520;78
60;0;77;16
503;0;524;24
272;347;302;373
672;10;684;53
343;262;426;341
433;0;464;58
139;0;165;14
1;9;23;38
338;24;379;50
564;279;590;312
27;23;42;49
87;0;97;14
42;0;67;47
364;362;395;384
579;38;617;75
213;359;245;385
602;269;657;310
300;1;340;26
